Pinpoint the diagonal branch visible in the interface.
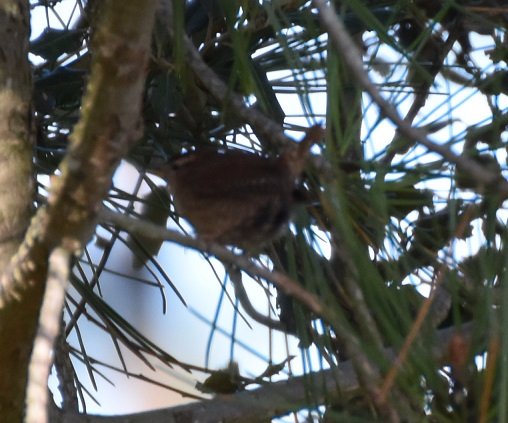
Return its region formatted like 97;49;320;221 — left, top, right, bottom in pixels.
99;208;403;417
161;0;296;148
49;321;475;423
0;1;158;306
313;0;508;195
181;33;293;147
99;208;328;320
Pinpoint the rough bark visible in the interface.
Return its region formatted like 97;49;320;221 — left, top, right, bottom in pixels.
0;1;37;421
0;0;157;420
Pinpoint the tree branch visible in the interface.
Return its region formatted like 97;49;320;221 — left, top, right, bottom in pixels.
0;1;40;420
313;0;508;195
160;0;296;148
228;265;287;331
0;0;158;305
26;247;71;423
99;208;329;320
49;321;474;423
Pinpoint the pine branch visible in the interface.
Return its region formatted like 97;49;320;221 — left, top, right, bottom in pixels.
99;208;328;319
313;0;508;195
0;1;158;304
49;321;475;423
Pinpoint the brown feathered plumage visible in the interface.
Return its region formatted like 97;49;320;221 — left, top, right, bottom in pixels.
159;125;324;249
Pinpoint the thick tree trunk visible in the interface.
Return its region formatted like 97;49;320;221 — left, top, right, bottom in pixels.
0;1;38;421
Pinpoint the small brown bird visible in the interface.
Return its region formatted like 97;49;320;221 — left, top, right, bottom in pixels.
159;125;324;249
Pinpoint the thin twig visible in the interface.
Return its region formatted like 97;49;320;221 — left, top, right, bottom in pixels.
377;204;477;404
26;247;71;423
54;323;79;412
49;321;476;423
161;0;297;149
99;208;328;320
99;208;401;418
479;335;500;423
381;27;459;165
313;0;508;195
228;266;287;331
